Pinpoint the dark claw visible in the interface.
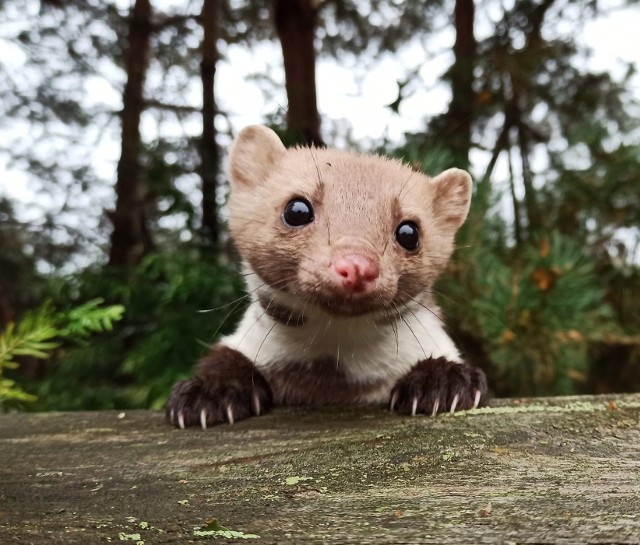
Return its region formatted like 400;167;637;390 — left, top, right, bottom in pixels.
390;357;488;416
165;346;273;429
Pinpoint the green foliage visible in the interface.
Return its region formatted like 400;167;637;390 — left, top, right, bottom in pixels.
0;300;124;409
57;299;125;338
387;136;456;177
30;249;245;411
440;232;620;396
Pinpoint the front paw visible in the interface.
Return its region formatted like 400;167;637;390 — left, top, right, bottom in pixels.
165;346;273;429
390;357;488;416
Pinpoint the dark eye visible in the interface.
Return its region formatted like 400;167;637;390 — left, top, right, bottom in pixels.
395;221;420;251
283;198;314;227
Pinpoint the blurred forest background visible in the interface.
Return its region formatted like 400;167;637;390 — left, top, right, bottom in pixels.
1;0;639;411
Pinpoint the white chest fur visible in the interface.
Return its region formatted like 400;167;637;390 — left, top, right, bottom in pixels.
220;273;461;400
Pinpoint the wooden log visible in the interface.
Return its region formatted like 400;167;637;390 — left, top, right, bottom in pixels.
1;394;640;543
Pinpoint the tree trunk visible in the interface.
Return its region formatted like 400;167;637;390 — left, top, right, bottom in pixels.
108;0;153;268
445;0;476;170
200;0;219;247
515;111;543;233
507;144;523;244
0;283;14;328
506;0;555;236
274;0;324;147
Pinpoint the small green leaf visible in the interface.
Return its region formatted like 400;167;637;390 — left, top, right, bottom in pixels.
118;532;141;541
284;475;313;486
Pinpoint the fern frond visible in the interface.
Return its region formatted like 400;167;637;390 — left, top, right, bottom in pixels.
0;308;60;368
1;299;125;406
57;298;126;338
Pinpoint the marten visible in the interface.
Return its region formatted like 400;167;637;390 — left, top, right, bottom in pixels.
166;125;487;428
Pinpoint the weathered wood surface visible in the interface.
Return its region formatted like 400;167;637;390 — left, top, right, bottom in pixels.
1;395;640;544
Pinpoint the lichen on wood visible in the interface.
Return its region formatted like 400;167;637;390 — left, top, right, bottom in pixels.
1;394;639;543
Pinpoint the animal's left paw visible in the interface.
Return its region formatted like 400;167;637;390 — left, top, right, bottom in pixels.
390;357;488;416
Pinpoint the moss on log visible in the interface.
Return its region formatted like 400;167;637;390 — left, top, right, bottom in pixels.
1;395;640;543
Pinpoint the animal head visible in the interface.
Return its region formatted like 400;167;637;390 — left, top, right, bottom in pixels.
227;125;472;316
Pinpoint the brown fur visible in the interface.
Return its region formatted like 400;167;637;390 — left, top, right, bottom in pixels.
165;126;487;428
166;346;273;427
262;359;389;406
258;293;306;327
228;126;472;316
391;357;488;414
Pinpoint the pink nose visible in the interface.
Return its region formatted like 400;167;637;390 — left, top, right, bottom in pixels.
331;254;380;293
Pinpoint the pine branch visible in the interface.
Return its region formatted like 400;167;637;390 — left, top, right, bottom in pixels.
57;298;125;339
0;300;125;406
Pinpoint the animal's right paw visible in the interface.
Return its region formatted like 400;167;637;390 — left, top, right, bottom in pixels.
165;346;273;429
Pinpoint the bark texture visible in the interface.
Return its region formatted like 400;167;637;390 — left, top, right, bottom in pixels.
2;394;640;543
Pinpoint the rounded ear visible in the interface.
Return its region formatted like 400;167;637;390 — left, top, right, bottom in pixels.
431;168;473;230
228;125;286;187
